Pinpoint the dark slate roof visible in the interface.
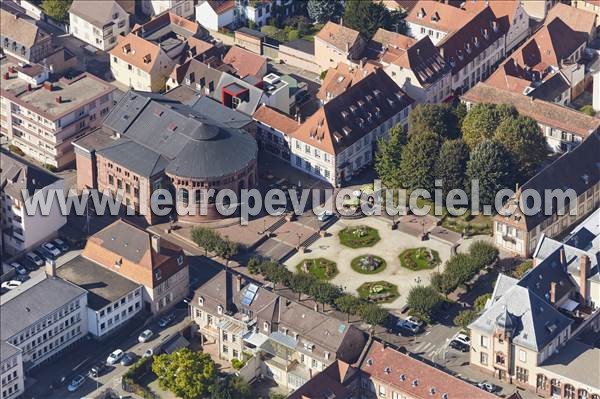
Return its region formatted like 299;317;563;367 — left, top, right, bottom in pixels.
530;72;571;102
187;96;252;129
0;150;61;200
518;250;577;303
282;39;315;54
1;278;87;341
99;90;257;179
57;255;142;311
237;27;266;39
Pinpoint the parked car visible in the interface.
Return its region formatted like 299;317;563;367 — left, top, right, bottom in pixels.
40;242;60;259
405;316;423;328
15;274;29;282
21;258;38;272
10;262;27;276
317;210;334;222
26;251;44;267
106;349;124;365
33;249;48;261
397;318;422;335
477;382;498;393
138;329;154;343
120;352;137;366
158;313;176;328
453;332;470;346
449;339;469;352
67;375;86;392
53;238;69;252
1;280;22;290
89;363;107;378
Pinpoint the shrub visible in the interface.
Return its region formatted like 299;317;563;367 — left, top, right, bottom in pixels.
339;226;380;248
8;144;24;156
319;70;328;80
474;293;491;312
231;358;246;370
512;260;533;279
453;309;479;330
580;105;596;117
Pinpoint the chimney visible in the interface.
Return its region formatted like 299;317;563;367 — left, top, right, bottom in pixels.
43;81;52;91
151;234;161;254
550;281;557;304
559;247;566;269
3;72;8;80
580;255;590;304
55;96;62;103
235;275;242;292
45;259;57;277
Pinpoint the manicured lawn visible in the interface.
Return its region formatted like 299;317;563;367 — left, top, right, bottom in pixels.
339;226;380;248
296;258;338;280
442;210;492;236
399;247;441;271
357;281;399;303
350;255;386;274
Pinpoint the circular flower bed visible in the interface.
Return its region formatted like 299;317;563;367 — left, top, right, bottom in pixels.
399;247;441;271
350;255;386;274
339;225;380;248
296;258;338;280
357;281;399;303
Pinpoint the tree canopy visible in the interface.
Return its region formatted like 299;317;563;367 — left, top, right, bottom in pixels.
399;131;442;192
435;139;470;195
152;349;216;399
343;0;398;39
41;0;72;23
467;140;516;207
461;103;517;149
307;0;343;23
375;124;406;188
408;104;460;139
407;285;442;320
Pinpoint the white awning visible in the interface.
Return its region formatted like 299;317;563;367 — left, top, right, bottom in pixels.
559;298;579;312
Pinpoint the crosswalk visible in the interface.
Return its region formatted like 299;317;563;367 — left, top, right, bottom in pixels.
413;341;439;358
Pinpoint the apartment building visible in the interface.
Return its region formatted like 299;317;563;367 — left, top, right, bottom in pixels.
405;0;473;45
0;278;88;371
462;83;600;153
195;0;295;32
0;150;66;256
491;133;600;258
369;29;452;104
317;62;378;105
110;13;204;92
57;255;144;339
190;269;367;392
290;69;413;186
253;104;299;163
0;9;52;63
0;342;23;399
142;0;194;18
195;0;236;31
0;60;116;169
81;220;189;314
69;0;135;51
547;3;597;41
314;21;366;72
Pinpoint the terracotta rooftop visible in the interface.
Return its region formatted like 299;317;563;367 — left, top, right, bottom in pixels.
315;21;361;52
377;0;419;12
222;45;267;79
253;104;299;135
110;33;161;73
406;0;473;34
361;341;499;399
546;3;597;37
317;62;378;102
294;69;414;155
461;83;600;137
205;0;235;15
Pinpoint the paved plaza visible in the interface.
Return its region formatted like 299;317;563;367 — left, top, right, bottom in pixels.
285;216;455;309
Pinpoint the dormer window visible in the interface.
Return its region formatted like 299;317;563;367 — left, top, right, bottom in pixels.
324;351;330;360
143;54;152;64
123;44;131;54
263;321;269;332
198;297;204;306
217;305;223;315
417;8;425;18
177;255;184;266
154;269;161;280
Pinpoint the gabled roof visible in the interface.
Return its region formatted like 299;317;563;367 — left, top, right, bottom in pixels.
317;62;378;102
546;3;597;38
469;282;573;351
392;35;449;87
0;150;61;200
406;0;473;34
287;360;359;399
361;341;498;399
253;104;299;135
315;21;361;53
204;0;235;15
0;9;50;48
222;46;267;79
294;69;413;155
69;0;134;28
110;33;161;73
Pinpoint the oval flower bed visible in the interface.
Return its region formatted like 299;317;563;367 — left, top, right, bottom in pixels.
339;225;380;248
357;281;399;303
296;258;338;280
350;255;386;274
399;247;441;271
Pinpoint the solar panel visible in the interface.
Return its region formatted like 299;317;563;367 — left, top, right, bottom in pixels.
241;284;259;306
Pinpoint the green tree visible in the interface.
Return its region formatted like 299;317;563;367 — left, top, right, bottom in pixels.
41;0;72;23
152;349;216;399
210;375;251;399
359;302;388;326
494;115;549;181
444;253;478;285
467;140;516;207
474;293;491;312
430;271;457;298
215;238;240;263
335;294;361;321
375;124;406;188
435;139;470;195
307;0;343;23
407;286;442;320
289;272;316;300
468;241;499;268
310;281;342;311
512;260;533;279
400;132;442;191
461;103;517;149
343;0;391;39
191;227;221;256
580;105;596;117
453;309;479;330
408;104;460;139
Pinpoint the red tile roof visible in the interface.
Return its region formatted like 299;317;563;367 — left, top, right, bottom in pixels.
222;46;267;79
546;3;597;37
253;105;299;135
206;0;235;15
316;21;362;52
361;341;499;399
406;0;474;34
317;62;378;102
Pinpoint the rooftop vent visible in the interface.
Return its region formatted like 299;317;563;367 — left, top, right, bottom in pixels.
366;358;373;366
263;73;281;85
400;374;406;381
384;367;391;374
412;379;419;387
430;387;436;395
